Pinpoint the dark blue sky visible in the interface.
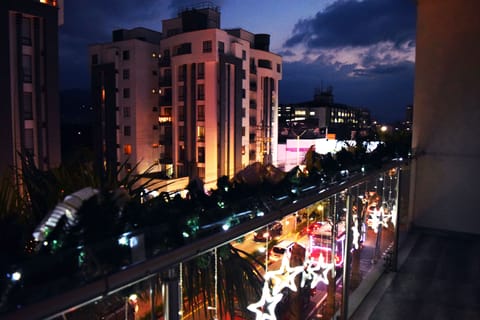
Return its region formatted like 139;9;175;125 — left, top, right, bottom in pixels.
59;0;416;123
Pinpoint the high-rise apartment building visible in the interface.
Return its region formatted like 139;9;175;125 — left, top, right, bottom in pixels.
89;28;163;183
90;4;282;187
0;0;63;181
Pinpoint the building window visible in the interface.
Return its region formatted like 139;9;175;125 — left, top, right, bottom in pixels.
123;88;130;98
258;59;272;69
24;128;34;155
124;126;131;136
242;69;246;79
179;126;185;141
124;144;132;155
123;69;130;80
179;145;185;162
178;107;185;121
21;17;32;45
197;84;205;100
178;65;186;82
22;55;32;83
122;50;130;60
178;85;185;102
174;43;191;55
277;63;281;73
197;167;205;180
241;108;246;118
242;126;246;136
197;62;205;79
203;40;212;53
123;106;130;118
197;105;205;121
242;89;246;99
91;54;98;65
197;126;205;142
242;50;246;60
23;92;33;120
198;146;205;163
218;41;225;54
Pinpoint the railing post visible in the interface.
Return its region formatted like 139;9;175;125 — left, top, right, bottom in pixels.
341;192;352;320
392;166;403;272
161;266;180;320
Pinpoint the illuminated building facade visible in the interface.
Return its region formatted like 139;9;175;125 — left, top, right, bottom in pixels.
90;3;282;186
0;0;63;181
279;88;371;140
158;4;282;184
89;28;163;182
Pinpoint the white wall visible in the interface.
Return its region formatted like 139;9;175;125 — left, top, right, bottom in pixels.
411;0;480;234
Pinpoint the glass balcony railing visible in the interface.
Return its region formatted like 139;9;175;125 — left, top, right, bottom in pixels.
0;160;410;320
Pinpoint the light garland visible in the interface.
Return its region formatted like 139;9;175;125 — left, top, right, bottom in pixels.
301;252;333;289
248;246;334;319
351;215;361;250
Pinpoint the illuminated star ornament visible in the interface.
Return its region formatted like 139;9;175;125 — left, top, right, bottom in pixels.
247;281;283;320
351;216;361;250
248;251;334;319
301;253;333;289
266;254;304;295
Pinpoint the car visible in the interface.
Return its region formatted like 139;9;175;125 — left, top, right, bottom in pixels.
269;240;295;263
253;221;283;242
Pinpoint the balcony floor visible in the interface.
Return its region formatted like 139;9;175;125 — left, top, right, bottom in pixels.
351;227;480;319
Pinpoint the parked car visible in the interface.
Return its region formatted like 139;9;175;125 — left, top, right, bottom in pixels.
253;221;283;242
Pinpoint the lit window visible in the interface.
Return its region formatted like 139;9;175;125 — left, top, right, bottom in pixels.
124;144;132;155
197;126;205;142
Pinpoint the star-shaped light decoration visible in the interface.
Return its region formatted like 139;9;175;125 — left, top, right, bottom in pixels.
351;215;361;250
301;252;334;289
248;246;306;320
265;253;304;295
369;207;383;234
390;204;397;228
247;281;283;320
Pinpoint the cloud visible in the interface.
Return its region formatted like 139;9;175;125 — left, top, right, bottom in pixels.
284;0;416;49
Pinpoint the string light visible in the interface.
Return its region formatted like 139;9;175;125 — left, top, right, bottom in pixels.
248;246;334;319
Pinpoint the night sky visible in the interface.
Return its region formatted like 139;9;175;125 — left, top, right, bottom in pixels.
59;0;416;123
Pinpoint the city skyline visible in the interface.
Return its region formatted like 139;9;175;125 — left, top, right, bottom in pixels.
59;0;415;122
